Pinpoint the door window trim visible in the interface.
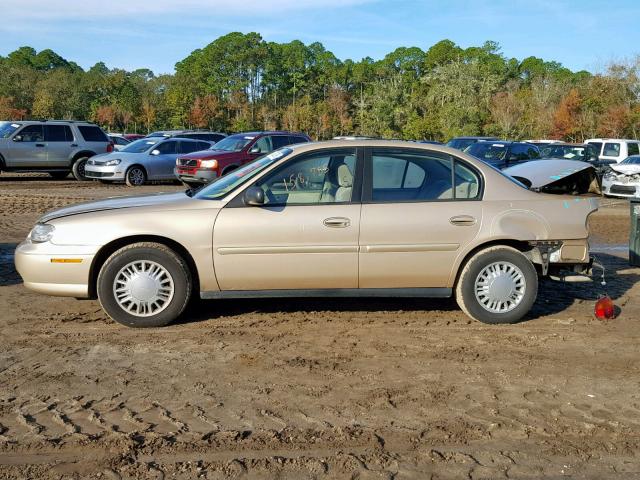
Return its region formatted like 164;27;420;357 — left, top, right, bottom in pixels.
362;146;484;204
226;147;365;208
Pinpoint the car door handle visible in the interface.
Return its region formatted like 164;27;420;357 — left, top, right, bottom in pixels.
449;215;476;226
323;217;351;228
71;143;78;147
35;143;45;147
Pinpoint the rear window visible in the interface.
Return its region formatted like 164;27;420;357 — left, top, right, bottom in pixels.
628;143;640;156
78;125;108;142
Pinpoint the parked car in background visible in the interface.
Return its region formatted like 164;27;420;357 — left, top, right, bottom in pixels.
602;155;640;198
585;138;640;163
85;137;213;186
464;141;540;169
108;134;131;151
538;142;613;176
524;139;561;147
16;139;597;328
123;134;145;141
445;136;499;150
146;130;227;143
175;131;311;186
0;120;112;180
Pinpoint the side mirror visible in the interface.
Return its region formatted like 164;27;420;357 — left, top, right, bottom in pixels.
13;135;22;142
249;146;261;154
244;186;265;206
150;149;160;156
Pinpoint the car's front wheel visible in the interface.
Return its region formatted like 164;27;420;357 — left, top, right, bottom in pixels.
456;246;538;324
125;166;147;186
97;242;192;327
72;157;90;181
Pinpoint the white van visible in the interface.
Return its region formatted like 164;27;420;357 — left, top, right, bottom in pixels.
585;138;640;163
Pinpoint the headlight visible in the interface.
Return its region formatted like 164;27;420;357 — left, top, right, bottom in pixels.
200;159;218;169
104;159;121;166
603;171;616;180
30;223;55;243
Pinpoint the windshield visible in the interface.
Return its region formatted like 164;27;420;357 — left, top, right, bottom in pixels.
0;122;21;139
465;142;507;162
121;138;161;153
540;145;591;161
621;155;640;165
195;148;293;200
211;134;255;152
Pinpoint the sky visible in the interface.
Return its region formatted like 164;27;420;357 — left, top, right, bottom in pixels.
0;0;638;75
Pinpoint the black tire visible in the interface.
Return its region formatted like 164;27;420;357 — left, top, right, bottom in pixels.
97;242;192;328
72;157;90;181
48;171;70;180
455;246;538;324
125;165;147;186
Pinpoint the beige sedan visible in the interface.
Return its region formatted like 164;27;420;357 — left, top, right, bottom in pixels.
15;140;598;327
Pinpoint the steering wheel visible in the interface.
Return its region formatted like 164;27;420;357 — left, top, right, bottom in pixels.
293;172;307;190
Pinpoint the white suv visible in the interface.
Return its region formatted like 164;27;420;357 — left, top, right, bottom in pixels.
585;138;640;163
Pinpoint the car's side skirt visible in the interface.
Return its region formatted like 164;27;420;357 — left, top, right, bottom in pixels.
200;287;452;299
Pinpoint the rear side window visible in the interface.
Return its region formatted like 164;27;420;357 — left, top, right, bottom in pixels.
288;135;309;145
78;125;108;142
370;149;454;202
628;143;640;156
45;125;73;142
252;136;273;154
179;141;208;154
196;141;211;151
210;133;226;143
603;142;621;157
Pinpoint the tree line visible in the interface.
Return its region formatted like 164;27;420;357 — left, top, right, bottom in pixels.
1;32;639;142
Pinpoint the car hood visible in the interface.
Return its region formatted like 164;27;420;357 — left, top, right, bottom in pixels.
178;149;240;160
503;160;601;195
610;163;640;175
40;192;191;223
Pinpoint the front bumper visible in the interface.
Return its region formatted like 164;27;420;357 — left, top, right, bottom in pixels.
602;179;640;198
85;165;125;181
14;240;99;297
175;167;218;185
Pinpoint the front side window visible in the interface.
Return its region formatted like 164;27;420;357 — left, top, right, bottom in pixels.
603;142;621;157
587;142;603;156
369;149;480;202
252;136;273;154
255;148;356;205
272;135;292;149
155;140;177;155
17;125;44;142
627;143;640;156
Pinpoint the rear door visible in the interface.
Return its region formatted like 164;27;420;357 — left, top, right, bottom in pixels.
359;147;483;289
7;124;47;167
45;124;74;167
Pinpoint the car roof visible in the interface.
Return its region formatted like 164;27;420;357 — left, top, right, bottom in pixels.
232;131;308;136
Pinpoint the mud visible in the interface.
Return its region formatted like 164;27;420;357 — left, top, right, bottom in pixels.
1;173;639;479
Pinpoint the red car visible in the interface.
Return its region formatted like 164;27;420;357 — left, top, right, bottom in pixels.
175;131;311;185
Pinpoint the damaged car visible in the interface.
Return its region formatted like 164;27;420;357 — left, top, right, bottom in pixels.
602;155;640;198
504;159;601;196
16;140;598;328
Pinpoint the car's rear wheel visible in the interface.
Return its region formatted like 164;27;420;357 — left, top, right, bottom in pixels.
456;246;538;324
72;157;90;181
125;166;146;186
97;242;192;328
48;171;70;180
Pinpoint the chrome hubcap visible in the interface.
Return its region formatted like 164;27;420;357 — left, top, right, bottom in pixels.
474;261;525;313
113;260;174;317
129;168;144;185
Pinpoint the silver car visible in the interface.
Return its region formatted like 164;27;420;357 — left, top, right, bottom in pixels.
85;137;213;186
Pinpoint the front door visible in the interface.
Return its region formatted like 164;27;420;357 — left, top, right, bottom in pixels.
7;125;47;167
359;147;483;288
213;147;362;291
147;139;178;179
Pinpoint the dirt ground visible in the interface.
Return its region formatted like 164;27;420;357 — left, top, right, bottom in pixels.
0;173;639;479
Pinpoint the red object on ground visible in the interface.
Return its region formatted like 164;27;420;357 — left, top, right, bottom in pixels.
594;295;615;320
